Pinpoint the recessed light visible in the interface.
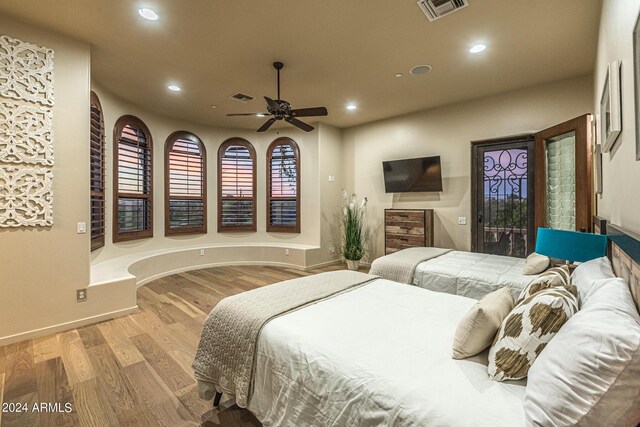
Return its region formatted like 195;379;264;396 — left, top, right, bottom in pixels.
395;73;403;78
346;104;357;111
410;65;432;76
167;84;181;92
469;43;487;54
257;113;266;117
210;105;217;109
138;8;158;21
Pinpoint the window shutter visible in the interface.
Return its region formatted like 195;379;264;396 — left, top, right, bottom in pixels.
113;116;153;242
267;138;300;233
218;138;256;232
166;132;207;235
90;92;105;250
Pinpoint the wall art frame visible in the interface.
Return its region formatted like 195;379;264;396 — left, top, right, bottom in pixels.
600;59;622;153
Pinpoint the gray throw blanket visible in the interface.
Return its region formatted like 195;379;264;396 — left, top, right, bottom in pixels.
369;247;452;284
192;270;378;407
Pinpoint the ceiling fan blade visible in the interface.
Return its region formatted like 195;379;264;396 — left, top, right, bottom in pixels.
290;107;328;117
285;117;314;132
264;96;280;110
257;118;277;132
227;113;269;116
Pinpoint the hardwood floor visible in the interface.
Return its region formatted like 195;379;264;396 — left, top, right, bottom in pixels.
0;264;347;427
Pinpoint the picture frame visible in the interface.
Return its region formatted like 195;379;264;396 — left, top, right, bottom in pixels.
600;59;622;153
634;10;640;160
594;143;603;195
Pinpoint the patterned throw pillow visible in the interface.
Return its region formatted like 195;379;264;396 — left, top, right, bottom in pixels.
517;265;576;303
488;286;578;381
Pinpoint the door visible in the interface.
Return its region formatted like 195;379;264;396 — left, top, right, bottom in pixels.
471;135;535;257
534;114;592;233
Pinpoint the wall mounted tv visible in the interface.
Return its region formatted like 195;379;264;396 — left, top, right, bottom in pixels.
382;156;443;193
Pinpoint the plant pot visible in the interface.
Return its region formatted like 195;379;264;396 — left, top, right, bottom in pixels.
346;259;360;271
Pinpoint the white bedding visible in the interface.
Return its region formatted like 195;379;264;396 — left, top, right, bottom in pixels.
413;251;535;301
248;279;526;427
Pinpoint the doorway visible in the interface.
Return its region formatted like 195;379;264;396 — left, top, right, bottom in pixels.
471;135;535;257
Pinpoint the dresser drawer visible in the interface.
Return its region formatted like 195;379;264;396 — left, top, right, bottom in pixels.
385;233;425;246
385;211;425;224
385;225;425;235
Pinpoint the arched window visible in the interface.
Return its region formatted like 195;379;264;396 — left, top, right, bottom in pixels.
113;115;153;242
218;138;256;232
165;131;207;235
90;91;105;250
267;137;300;233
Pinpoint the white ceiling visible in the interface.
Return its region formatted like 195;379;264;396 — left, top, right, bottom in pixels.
0;0;601;130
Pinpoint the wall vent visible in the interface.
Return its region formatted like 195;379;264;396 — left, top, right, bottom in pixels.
229;92;255;103
417;0;468;22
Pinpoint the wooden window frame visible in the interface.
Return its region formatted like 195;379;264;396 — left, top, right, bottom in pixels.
165;131;207;236
90;91;106;250
112;115;153;242
266;137;300;233
217;138;257;232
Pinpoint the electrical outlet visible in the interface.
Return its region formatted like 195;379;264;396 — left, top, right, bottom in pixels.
285;249;290;256
77;289;87;302
458;217;467;225
77;222;86;234
329;247;336;254
328;175;335;182
200;249;205;256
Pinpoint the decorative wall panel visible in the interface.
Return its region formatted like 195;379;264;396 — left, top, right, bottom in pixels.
0;34;54;228
0;35;54;106
0;99;53;165
0;166;53;227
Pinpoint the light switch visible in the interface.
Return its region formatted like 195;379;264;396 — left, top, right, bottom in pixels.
458;217;467;225
77;222;87;234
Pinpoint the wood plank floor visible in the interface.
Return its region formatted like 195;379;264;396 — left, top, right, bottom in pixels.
0;264;349;427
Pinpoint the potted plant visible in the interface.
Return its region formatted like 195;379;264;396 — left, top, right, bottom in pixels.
341;191;368;270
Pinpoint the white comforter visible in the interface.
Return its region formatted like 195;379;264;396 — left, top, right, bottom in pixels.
248;279;526;427
413;251;535;301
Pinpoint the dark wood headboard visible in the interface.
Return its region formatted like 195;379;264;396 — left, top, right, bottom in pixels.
607;223;640;314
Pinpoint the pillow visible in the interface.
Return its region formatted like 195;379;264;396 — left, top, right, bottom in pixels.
452;287;514;359
570;256;615;305
524;278;640;426
523;252;550;275
488;286;578;381
517;265;574;303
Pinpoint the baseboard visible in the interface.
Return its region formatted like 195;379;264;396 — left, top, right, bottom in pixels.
0;306;139;346
304;259;342;270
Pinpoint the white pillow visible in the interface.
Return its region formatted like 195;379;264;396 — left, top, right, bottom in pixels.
522;252;550;275
570;256;615;305
524;277;640;426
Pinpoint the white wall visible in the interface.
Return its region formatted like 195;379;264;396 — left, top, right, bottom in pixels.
0;17;137;343
343;75;594;259
595;0;640;233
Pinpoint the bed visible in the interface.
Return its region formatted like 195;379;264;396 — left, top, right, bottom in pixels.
370;218;609;301
193;216;640;426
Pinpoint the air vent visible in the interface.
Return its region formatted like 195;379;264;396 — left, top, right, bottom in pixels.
417;0;468;22
229;92;255;103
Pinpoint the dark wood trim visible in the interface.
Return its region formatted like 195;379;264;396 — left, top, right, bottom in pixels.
534;114;592;234
164;131;207;236
90;91;106;251
266;137;301;233
112;115;153;243
217;137;257;233
470;135;535;254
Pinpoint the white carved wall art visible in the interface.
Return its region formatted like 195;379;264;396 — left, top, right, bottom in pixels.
0;35;55;106
0;99;53;165
0;166;53;227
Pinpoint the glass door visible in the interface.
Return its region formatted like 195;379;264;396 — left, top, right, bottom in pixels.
471;136;535;257
534;114;592;233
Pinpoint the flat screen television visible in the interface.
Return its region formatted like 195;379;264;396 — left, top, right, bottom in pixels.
382;156;443;193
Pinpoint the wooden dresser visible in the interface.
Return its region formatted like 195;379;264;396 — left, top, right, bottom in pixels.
384;209;434;254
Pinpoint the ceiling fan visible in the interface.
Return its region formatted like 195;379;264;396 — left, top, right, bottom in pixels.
227;62;328;133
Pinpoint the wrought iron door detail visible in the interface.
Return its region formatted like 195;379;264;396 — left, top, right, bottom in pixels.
482;148;529;257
